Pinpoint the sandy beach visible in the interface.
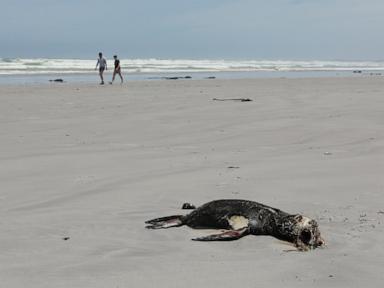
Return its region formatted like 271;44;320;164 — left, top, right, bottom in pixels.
1;77;383;287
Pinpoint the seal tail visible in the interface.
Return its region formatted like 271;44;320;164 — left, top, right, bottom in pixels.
145;215;184;229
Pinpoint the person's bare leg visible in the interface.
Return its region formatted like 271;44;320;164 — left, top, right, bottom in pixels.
99;70;104;84
110;71;116;84
118;71;123;84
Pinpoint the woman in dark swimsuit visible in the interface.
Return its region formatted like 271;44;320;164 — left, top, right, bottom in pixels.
110;55;123;84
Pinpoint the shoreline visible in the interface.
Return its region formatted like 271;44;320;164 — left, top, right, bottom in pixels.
0;69;381;85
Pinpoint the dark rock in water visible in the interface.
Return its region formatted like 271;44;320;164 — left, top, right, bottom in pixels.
353;70;362;74
206;76;216;79
164;76;192;80
49;79;64;82
182;203;196;210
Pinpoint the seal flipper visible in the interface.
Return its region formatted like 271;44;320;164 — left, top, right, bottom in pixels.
192;227;249;241
145;215;184;229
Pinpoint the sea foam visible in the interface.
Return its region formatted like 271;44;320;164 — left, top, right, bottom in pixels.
1;58;384;75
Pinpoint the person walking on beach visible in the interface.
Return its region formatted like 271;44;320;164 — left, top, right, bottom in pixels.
110;55;123;84
95;52;107;85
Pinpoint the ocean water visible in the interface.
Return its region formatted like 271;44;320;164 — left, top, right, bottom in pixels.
0;58;383;84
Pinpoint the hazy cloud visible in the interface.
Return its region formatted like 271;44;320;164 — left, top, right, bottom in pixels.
1;0;383;59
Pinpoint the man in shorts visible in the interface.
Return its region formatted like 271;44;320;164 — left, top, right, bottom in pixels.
95;52;107;85
110;55;123;84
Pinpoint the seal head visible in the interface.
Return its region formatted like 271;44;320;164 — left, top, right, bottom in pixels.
276;214;324;251
294;215;325;251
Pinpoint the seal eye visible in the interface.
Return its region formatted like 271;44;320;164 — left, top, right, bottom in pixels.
294;215;303;222
300;230;312;245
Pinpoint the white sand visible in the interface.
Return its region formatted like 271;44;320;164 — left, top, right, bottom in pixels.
0;77;383;287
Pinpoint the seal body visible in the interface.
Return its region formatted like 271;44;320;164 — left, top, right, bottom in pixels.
146;199;325;251
184;199;287;232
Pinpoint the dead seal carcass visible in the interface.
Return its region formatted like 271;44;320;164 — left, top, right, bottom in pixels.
145;199;324;251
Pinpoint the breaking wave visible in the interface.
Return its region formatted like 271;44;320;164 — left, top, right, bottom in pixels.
1;58;384;75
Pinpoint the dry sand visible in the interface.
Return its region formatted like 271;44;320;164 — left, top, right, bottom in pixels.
0;77;383;287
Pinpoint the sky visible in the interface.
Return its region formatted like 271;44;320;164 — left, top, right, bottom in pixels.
1;0;383;60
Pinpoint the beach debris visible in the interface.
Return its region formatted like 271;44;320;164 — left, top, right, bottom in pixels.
182;203;196;210
227;166;240;169
377;211;384;214
353;70;362;74
164;76;192;80
359;213;368;223
49;79;64;82
205;76;216;79
323;152;332;156
213;98;252;102
62;237;70;241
